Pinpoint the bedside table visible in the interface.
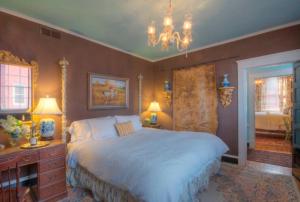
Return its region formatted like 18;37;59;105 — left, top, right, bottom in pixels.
0;140;67;201
143;124;161;129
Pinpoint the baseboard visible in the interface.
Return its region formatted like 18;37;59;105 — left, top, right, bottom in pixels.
222;154;239;164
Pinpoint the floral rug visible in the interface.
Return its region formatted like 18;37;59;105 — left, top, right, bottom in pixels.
59;163;300;202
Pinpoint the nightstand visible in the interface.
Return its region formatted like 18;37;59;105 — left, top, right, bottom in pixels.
0;140;67;201
143;124;161;129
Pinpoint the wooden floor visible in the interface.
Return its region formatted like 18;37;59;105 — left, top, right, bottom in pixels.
255;135;292;154
248;149;292;167
247;134;292;167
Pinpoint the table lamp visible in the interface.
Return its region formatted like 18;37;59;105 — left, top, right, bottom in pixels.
33;96;62;140
148;101;161;124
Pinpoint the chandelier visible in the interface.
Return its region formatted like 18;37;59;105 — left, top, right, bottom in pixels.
147;0;192;52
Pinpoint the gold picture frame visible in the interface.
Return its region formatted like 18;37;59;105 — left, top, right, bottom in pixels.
88;73;129;109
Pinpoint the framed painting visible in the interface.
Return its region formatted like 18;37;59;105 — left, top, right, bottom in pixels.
88;73;129;109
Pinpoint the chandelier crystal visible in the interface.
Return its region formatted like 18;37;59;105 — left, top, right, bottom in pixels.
147;0;192;52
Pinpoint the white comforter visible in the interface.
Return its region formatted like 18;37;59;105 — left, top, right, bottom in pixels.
67;128;228;202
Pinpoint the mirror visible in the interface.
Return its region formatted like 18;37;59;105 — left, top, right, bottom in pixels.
0;50;38;115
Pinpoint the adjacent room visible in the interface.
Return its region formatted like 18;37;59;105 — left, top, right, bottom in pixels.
248;68;293;167
0;1;300;202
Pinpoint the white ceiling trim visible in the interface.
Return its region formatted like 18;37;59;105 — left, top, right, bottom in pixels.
1;7;300;63
0;7;153;62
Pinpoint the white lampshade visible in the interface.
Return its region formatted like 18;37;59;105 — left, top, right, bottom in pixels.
148;101;161;112
33;97;62;115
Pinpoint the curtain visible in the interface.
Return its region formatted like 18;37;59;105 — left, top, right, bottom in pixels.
255;76;293;114
278;76;293;114
173;64;218;134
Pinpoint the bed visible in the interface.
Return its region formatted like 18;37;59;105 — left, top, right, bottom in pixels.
66;115;228;202
255;112;290;135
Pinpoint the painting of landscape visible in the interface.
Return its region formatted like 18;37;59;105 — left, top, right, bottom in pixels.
88;73;129;109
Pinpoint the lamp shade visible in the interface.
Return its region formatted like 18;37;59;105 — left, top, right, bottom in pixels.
33;97;62;115
148;101;161;112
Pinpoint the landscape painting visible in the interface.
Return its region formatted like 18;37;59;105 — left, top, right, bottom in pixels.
88;73;129;109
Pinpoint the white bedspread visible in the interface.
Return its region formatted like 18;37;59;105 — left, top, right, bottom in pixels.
67;128;228;202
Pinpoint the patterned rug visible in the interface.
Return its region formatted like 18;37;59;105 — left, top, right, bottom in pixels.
60;163;300;202
248;149;292;168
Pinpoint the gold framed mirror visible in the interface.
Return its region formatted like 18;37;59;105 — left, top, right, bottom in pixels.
0;50;39;114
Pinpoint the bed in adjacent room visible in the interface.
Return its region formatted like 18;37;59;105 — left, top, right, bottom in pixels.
66;115;228;202
255;112;290;136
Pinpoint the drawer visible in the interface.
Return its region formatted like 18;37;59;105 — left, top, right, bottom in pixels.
39;168;65;186
0;154;15;164
40;192;67;202
39;157;65;173
40;144;65;159
19;151;39;166
39;180;66;200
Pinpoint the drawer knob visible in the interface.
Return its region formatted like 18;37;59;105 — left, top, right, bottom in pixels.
22;156;31;162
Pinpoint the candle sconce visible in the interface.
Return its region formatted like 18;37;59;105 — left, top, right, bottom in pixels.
163;80;172;106
218;74;235;107
218;87;235;107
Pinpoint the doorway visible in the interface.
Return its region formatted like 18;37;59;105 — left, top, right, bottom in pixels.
247;70;293;167
237;49;300;167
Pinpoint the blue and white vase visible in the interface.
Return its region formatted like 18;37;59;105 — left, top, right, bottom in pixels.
40;118;55;139
222;74;230;87
164;80;171;91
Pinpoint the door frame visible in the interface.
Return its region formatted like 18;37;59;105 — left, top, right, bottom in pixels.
248;66;293;149
237;49;300;166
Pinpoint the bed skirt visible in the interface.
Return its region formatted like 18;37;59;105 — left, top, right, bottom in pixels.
67;159;221;202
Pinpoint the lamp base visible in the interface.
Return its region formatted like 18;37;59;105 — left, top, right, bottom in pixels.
39;118;56;140
150;112;158;124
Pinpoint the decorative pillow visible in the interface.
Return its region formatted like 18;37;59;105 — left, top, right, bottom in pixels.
115;115;142;131
68;119;92;143
115;121;134;137
88;116;118;140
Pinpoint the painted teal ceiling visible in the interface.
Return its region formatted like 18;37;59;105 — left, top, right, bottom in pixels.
1;0;300;61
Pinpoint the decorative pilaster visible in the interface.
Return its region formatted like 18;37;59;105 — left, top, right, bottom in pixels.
59;57;69;142
138;73;143;116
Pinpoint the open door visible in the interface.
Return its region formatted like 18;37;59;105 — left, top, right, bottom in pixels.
293;61;300;179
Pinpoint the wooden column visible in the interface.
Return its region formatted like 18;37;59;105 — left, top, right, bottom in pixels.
138;73;143;116
59;58;69;142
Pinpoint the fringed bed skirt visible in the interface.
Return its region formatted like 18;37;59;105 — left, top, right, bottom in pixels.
67;159;221;202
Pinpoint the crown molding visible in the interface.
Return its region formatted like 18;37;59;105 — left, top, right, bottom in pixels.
153;20;300;62
0;7;154;62
1;7;299;63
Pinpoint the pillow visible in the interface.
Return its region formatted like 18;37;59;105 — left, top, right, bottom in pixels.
115;115;142;131
115;121;134;137
88;116;118;140
68;119;92;143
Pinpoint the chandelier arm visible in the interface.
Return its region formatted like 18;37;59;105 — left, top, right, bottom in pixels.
172;32;182;50
155;33;165;46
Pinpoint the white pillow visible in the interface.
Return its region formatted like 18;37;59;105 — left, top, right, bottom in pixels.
68;119;92;143
88;116;118;140
115;115;142;131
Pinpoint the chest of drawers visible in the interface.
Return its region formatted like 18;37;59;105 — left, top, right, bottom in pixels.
0;141;67;201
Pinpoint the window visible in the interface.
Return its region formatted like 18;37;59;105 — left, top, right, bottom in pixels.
0;64;31;112
255;76;293;113
261;77;280;112
13;85;26;105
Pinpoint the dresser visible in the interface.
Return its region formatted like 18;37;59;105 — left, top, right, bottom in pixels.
0;141;67;201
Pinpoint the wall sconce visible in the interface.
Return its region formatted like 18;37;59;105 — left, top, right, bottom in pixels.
163;80;172;105
218;74;235;107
